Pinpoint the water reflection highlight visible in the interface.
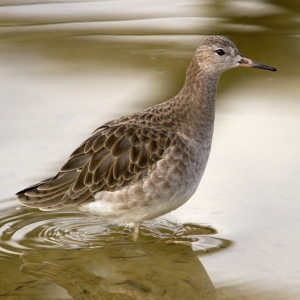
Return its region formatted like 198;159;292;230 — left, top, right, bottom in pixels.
0;206;229;259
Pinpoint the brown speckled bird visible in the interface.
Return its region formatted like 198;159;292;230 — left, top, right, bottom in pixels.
17;36;276;240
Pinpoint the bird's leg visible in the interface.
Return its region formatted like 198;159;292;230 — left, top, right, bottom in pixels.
132;223;140;241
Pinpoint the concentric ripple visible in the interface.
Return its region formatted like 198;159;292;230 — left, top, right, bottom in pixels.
0;205;227;258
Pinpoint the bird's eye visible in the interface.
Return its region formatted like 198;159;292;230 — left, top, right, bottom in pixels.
215;49;225;56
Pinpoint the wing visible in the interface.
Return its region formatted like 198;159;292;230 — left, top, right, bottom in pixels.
17;117;172;210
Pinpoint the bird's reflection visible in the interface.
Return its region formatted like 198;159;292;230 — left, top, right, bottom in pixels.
20;242;224;300
0;205;231;299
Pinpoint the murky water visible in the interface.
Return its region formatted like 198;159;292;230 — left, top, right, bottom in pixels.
0;203;225;257
1;0;300;299
0;204;226;299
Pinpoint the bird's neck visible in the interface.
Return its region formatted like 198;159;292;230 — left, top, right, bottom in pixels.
174;56;220;141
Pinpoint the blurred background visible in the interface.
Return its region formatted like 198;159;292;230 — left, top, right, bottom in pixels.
0;0;299;299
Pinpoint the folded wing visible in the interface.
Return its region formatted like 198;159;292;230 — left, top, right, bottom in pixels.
17;118;171;210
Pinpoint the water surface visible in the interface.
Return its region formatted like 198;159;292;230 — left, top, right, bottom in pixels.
0;0;299;299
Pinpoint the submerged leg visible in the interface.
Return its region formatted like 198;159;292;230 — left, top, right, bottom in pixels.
132;223;140;241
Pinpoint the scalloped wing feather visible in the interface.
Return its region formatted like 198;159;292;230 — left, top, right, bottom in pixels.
17;118;172;210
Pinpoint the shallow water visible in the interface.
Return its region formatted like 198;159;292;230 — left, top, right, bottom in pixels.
0;204;227;299
1;0;300;299
0;203;225;257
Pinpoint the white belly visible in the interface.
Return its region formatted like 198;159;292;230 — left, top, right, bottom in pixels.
80;136;212;226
